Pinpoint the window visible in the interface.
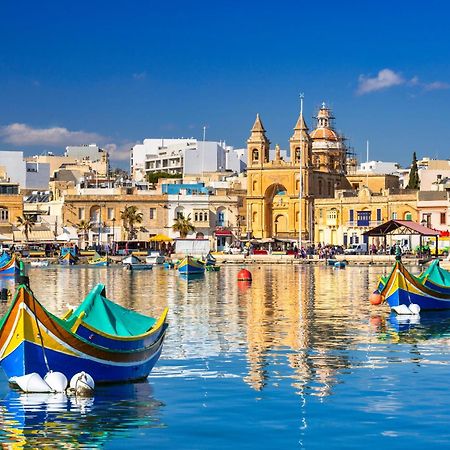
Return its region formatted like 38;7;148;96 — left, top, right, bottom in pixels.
176;211;184;219
0;208;8;221
78;208;85;220
107;208;114;220
357;210;371;227
194;212;199;222
149;208;156;220
376;209;382;222
217;211;225;226
349;209;354;223
441;212;446;225
252;149;259;161
327;209;338;220
203;211;208;222
295;148;301;163
404;212;412;221
392;211;397;220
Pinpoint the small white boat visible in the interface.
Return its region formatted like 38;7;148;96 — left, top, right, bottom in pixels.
29;260;50;268
122;255;153;271
145;251;165;265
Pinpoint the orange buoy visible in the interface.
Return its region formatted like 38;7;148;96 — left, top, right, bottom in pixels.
237;268;252;281
237;280;252;291
369;290;383;305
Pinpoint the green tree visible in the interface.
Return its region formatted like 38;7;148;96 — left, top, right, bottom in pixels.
120;205;143;240
172;213;195;238
76;219;92;249
146;171;182;184
16;215;36;242
407;152;420;189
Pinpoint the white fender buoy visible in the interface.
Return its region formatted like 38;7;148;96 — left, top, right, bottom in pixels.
408;303;421;315
44;371;68;393
14;373;52;393
69;371;95;396
391;304;414;315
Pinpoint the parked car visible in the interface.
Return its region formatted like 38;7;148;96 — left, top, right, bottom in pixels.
344;243;368;255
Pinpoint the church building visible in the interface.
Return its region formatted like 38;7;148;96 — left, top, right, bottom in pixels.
245;103;351;241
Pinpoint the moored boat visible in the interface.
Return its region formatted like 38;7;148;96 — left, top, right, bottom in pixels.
0;278;168;383
88;252;110;267
145;251;165;265
377;259;450;310
177;255;205;275
59;252;77;265
122;255;153;271
0;252;20;276
29;260;50;268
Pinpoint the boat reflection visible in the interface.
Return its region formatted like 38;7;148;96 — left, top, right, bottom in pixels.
376;310;450;343
0;382;165;447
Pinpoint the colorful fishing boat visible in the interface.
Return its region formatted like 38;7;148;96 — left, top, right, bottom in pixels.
0;252;20;277
0;278;168;383
377;259;450;310
177;255;205;275
88;252;110;267
59;251;77;265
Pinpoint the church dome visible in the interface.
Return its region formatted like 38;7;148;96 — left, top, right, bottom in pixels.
310;127;339;141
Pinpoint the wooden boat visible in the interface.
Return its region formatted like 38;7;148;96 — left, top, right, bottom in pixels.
334;261;346;269
177;256;205;275
205;265;220;272
377;259;450;310
0;252;19;276
145;251;165;265
59;252;77;266
0;278;168;383
122;255;153;271
88;252;110;267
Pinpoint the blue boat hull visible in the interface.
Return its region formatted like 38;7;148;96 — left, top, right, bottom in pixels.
2;338;165;383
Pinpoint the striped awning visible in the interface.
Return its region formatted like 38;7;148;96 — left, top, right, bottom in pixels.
13;227;55;242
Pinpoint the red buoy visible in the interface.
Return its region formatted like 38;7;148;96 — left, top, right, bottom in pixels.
369;290;383;305
237;268;252;282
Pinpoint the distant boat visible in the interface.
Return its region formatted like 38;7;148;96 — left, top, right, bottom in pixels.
0;252;20;276
178;256;205;275
377;259;450;310
29;260;50;268
88;252;110;267
59;252;77;265
122;255;153;271
145;251;165;265
0;279;168;383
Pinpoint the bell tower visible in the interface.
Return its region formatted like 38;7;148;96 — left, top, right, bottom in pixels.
247;114;270;168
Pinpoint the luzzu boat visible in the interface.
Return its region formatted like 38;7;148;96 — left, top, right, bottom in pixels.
377;258;450;310
59;252;77;265
88;252;110;267
177;255;205;275
0;278;168;383
0;252;19;277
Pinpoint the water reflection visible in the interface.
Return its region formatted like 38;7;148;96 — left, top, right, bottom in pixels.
0;382;164;447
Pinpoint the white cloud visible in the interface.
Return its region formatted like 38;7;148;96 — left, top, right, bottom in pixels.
357;69;450;95
357;69;405;95
423;81;450;91
0;123;104;146
104;142;136;162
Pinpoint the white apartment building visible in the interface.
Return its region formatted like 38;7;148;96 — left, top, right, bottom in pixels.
358;160;400;174
131;138;247;181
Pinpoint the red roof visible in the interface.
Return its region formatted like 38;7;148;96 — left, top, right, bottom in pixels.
363;220;440;237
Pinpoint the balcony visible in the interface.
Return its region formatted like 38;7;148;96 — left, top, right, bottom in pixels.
346;220;383;228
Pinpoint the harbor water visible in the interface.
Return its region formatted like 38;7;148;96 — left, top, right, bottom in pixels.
1;264;450;448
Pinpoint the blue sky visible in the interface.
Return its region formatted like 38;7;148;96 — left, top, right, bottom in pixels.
1;0;450;168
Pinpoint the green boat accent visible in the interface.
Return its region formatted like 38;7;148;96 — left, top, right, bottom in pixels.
418;259;450;286
65;284;156;337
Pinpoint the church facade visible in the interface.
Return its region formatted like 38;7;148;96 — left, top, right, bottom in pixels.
245;103;351;241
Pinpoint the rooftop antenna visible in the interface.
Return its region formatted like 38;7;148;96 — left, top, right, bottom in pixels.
201;125;207;177
366;140;369;188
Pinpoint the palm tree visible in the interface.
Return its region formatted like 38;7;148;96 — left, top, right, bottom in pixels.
16;215;36;242
76;219;92;249
120;206;143;240
172;213;195;238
